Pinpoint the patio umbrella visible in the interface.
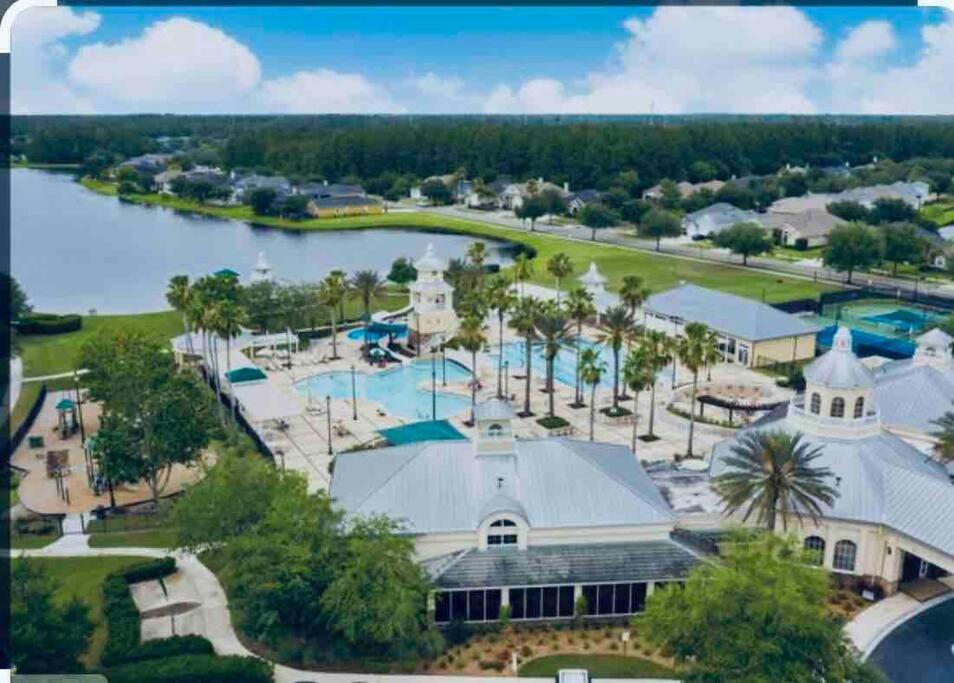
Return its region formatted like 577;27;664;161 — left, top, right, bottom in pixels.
369;347;387;359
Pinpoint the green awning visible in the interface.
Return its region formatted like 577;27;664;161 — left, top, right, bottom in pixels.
378;420;466;446
55;398;76;411
215;268;240;278
226;366;267;383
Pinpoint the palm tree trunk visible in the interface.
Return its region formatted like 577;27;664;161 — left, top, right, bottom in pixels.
589;383;596;441
471;349;478;425
648;383;657;437
555;278;561;304
631;390;640;455
687;371;698;458
330;308;339;359
497;312;504;398
523;336;532;415
575;322;583;405
612;348;620;409
767;488;779;533
548;358;555;417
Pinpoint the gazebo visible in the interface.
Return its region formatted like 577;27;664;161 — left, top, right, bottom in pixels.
579;262;615;321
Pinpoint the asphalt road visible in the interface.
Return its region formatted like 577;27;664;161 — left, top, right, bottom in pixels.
423;205;954;300
869;598;954;683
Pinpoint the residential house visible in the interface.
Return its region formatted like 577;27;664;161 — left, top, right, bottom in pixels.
330;397;700;624
299;181;367;201
307;195;382;218
641;283;819;367
682;202;763;240
762;209;841;248
154;169;183;194
937;224;954;242
498;179;568;210
708;327;954;594
118;153;173;175
567;189;601;216
642;179;725;202
230;174;292;203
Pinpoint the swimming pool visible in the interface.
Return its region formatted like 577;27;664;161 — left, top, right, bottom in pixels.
294;359;472;421
346;325;408;342
493;340;615;389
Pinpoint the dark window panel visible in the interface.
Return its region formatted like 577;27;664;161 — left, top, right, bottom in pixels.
582;585;598;616
598;584;614;615
486;589;502;621
510;588;525;619
558;586;575;617
435;592;450;623
631;582;647;613
451;591;467;621
542;587;558;617
526;587;542;619
614;583;631;614
468;590;486;622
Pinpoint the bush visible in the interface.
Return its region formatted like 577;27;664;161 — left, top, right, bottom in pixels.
16;313;82;335
479;659;505;671
536;415;570;429
107;654;272;683
600;405;633;417
122;557;176;584
14;517;58;536
445;618;472;647
122;636;215;664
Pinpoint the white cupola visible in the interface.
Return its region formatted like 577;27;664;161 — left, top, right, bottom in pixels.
912;327;954;369
473;398;516;455
250;251;274;284
791;327;879;437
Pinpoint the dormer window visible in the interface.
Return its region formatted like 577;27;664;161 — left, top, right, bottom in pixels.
830;397;845;418
810;393;821;415
853;397;864;419
487;519;518;546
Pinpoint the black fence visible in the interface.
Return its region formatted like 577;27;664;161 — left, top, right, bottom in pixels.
771;298;819;315
5;382;48;459
820;285;954;314
199;367;274;462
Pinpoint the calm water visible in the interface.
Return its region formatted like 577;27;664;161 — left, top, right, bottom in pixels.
294;359;472;421
12;169;516;314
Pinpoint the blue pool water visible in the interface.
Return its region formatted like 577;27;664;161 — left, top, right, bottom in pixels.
346;325;408;342
294;359;472;421
493;340;615;389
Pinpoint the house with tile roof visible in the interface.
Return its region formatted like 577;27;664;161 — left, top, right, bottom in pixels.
330;397;701;624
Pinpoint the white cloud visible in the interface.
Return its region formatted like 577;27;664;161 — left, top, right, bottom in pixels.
67;18;260;112
12;7;101;114
482;7;823;115
834;21;897;62
259;69;402;114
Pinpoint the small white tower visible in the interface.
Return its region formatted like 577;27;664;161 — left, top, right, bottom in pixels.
250;251;274;284
579;262;608;300
792;327;879;437
912;328;954;369
474;398;516;455
408;244;459;352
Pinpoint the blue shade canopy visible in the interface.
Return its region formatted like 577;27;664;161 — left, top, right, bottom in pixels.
55;398;75;411
378;419;466;446
226;366;267;383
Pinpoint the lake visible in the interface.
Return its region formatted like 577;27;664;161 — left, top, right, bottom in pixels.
12;168;517;314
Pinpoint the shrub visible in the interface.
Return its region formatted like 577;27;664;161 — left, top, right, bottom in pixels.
445;618;471;646
536;415;570;429
122;636;214;664
600;405;633;417
520;645;533;658
122;557;177;584
16;313;82;335
14;517;58;536
106;654;272;683
480;660;505;671
498;604;511;629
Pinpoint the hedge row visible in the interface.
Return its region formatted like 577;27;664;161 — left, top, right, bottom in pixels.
16;313;82;335
101;557;208;668
106;654;272;683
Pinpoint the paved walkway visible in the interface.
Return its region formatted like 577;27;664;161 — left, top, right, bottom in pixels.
9;535;676;683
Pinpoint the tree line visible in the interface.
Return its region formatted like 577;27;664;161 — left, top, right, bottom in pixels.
15;115;954;191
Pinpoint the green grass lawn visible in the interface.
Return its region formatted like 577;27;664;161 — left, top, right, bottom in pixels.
88;528;178;549
83;178;832;305
20;310;183;378
922;199;954;227
20;556;149;670
519;654;677;679
11;532;59;549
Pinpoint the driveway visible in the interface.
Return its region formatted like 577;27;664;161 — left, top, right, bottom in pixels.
868;596;954;683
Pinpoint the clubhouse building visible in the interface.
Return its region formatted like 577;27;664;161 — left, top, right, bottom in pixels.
330;399;702;623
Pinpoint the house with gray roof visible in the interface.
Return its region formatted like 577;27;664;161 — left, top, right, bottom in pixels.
641;283;819;367
708;327;954;594
230;174;292;203
330;397;701;624
761;208;841;248
682;202;763;239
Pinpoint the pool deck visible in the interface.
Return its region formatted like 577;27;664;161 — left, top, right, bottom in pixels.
250;314;785;493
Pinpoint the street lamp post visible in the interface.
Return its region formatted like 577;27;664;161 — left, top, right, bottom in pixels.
350;364;358;421
442;343;447;386
431;350;437;422
73;371;86;442
326;395;333;456
504;361;510;398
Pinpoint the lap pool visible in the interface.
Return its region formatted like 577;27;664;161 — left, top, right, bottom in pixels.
294;359;472;421
492;340;614;389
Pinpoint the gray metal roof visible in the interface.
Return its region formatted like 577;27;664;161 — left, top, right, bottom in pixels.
423;540;699;590
684;203;761;237
644;283;819;342
475;398;516;422
330;437;674;534
708;410;954;557
873;360;954;435
804;328;874;390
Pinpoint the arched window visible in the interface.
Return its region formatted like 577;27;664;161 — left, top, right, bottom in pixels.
487;519;518;547
810;393;821;415
487;423;504;438
833;540;857;572
803;536;825;566
830;397;845;418
853;397;864;418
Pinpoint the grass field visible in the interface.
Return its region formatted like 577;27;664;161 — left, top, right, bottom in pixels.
88;529;178;549
519;654;677;678
82;178;832;304
19;310;183;378
922;200;954;227
21;556;148;669
11;532;59;549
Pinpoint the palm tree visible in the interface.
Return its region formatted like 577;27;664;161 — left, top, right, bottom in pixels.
508;297;540;416
456;314;487;426
467;241;488;269
622;348;655;455
216;299;247;423
712;430;838;532
930;412;954;464
486;275;517;398
512;252;535;298
579;347;606;441
166;275;195;358
318;272;347;359
564;287;596;407
349;269;384;349
534;301;573;418
546;252;574;304
619;275;649;318
598;305;635;411
677;322;717;458
199;299;227;429
640;330;672;440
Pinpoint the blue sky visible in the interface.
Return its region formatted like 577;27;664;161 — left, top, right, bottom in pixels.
14;5;954;115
